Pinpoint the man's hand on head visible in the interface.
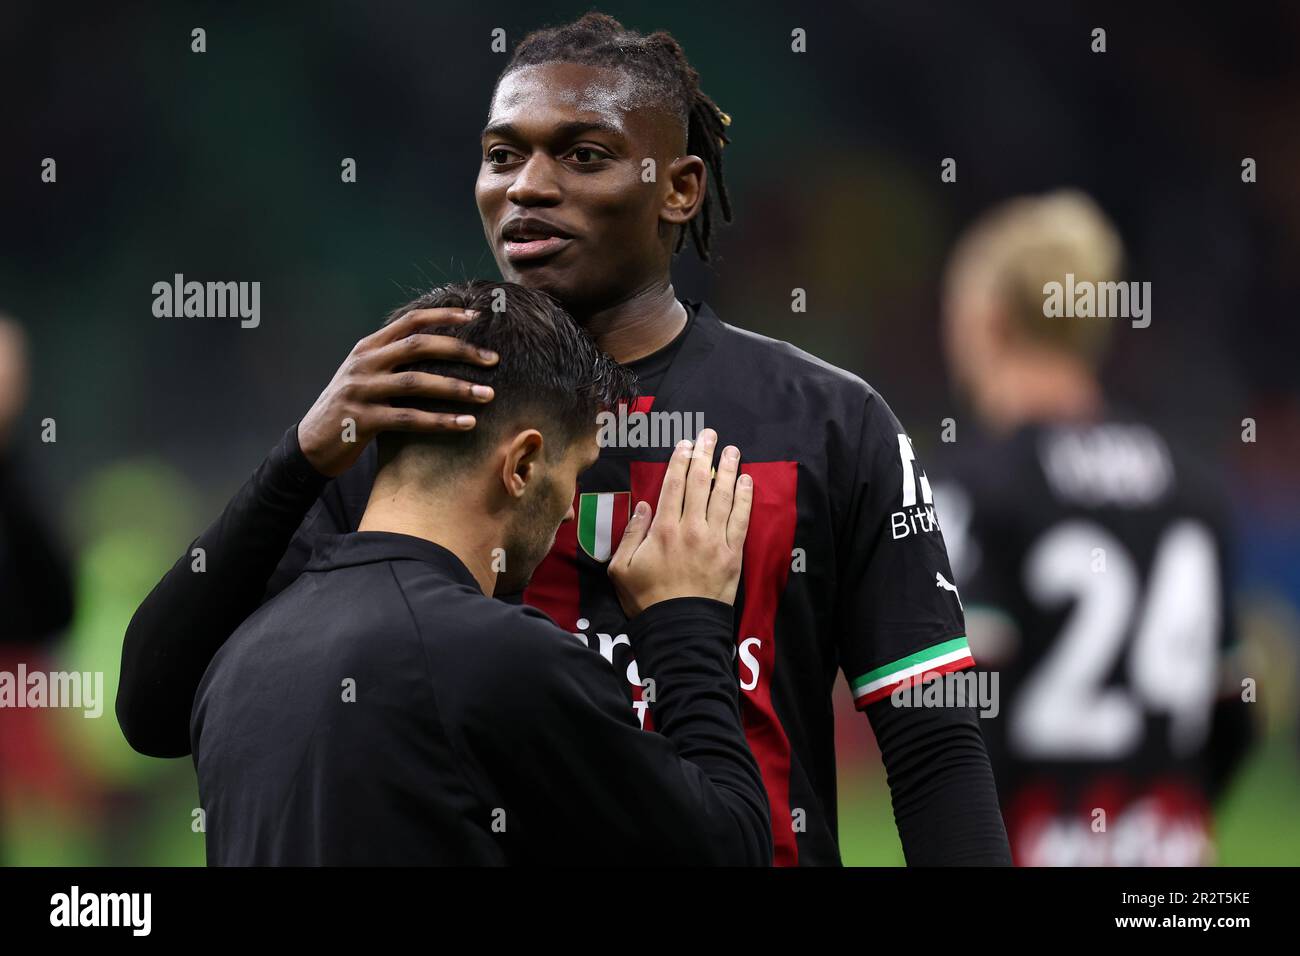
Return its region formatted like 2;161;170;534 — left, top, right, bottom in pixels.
607;428;753;617
297;308;500;477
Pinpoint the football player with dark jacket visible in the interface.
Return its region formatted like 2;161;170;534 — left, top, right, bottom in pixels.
192;281;770;865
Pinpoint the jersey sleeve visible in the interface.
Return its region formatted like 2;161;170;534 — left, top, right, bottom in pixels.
929;471;1023;669
262;442;375;600
835;392;973;710
444;599;772;865
117;424;332;757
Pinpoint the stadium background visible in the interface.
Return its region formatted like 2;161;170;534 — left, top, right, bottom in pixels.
1;1;1297;864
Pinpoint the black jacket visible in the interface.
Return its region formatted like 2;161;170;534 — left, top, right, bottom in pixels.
190;531;772;865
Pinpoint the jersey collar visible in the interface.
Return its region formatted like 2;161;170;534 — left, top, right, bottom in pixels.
651;299;723;412
305;531;480;590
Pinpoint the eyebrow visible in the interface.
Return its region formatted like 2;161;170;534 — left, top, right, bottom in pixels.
480;119;626;143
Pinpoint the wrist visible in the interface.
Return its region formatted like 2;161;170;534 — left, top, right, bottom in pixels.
627;596;736;666
630;595;734;627
283;423;332;487
632;588;731;612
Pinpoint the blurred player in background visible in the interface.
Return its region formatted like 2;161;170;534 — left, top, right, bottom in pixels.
0;317;72;645
0;315;76;863
934;191;1256;866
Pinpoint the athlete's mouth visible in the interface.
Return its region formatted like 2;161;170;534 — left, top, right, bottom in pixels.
501;216;575;263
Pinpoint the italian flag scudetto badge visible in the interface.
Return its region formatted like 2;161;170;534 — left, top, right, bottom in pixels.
577;491;631;563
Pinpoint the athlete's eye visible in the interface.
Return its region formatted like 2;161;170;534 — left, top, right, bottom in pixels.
566;146;608;164
486;147;518;165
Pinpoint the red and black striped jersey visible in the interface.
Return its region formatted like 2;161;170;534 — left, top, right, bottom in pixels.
518;301;970;865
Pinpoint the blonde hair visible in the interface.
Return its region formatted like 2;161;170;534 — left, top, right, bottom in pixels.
947;190;1125;363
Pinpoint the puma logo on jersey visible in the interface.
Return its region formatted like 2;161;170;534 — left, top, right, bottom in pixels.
936;572;963;610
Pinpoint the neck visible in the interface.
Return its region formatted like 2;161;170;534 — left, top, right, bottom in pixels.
979;349;1104;435
571;281;688;364
357;470;499;595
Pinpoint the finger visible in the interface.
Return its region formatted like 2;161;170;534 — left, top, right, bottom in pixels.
706;444;740;527
369;307;480;348
682;428;717;523
655;438;694;527
368;332;500;372
610;500;652;572
364;371;494;405
726;472;754;551
375;407;478;433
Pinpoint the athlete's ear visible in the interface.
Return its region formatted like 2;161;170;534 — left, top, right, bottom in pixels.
500;428;544;500
661;154;706;229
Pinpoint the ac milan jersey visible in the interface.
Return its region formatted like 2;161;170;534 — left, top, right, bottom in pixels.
932;418;1237;866
519;301;968;866
281;300;970;866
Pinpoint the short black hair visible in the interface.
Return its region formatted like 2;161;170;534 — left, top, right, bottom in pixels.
376;279;637;471
496;12;733;262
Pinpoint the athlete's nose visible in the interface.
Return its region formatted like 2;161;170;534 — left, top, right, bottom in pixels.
506;153;562;207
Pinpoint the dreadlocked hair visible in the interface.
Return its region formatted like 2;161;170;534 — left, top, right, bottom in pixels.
498;12;733;262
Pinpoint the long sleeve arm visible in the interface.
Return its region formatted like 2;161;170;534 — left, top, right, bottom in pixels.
867;697;1011;865
835;389;1010;865
116;425;330;757
458;598;773;865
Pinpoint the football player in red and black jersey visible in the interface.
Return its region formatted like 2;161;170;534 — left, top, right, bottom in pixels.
117;13;1009;866
934;190;1255;866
